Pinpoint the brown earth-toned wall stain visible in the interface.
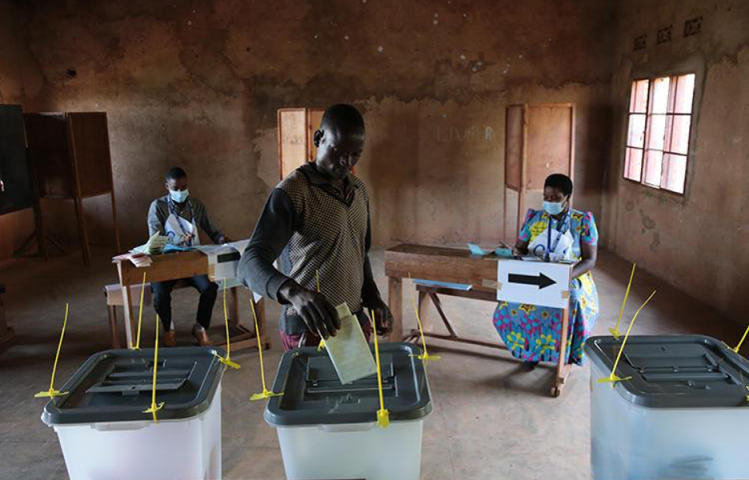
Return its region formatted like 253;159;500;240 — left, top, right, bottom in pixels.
3;0;747;330
1;0;614;253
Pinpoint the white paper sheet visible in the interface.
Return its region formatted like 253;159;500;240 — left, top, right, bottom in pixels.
131;233;168;255
226;239;250;253
193;239;264;300
323;303;377;385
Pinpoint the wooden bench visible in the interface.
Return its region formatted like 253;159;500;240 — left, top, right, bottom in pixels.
407;282;503;350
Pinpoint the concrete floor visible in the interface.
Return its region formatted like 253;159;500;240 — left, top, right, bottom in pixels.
0;247;743;480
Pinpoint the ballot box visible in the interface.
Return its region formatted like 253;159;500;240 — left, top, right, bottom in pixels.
586;335;749;480
265;342;432;480
41;347;225;480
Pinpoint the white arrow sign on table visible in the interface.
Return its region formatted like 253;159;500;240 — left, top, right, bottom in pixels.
495;258;573;309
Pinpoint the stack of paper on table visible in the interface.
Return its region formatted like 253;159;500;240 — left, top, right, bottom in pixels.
323;303;377;385
131;233;169;256
112;252;153;268
113;234;168;267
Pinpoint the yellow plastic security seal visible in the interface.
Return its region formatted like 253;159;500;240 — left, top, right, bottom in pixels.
408;274;440;363
371;310;390;428
315;270;326;352
732;324;749;354
35;303;70;399
214;279;241;370
249;295;283;401
598;290;656;386
130;272;148;350
609;263;636;340
143;315;165;422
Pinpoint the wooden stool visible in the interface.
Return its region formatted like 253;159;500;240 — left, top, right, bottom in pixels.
0;284;14;347
104;282;152;349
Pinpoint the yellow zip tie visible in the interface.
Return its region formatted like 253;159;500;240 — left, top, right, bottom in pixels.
316;270;326;352
609;263;636;340
371;310;390;428
732;324;749;354
598;290;657;386
35;303;70;399
143;314;165;422
214;278;240;369
130;272;148;350
249;295;283;401
408;274;440;362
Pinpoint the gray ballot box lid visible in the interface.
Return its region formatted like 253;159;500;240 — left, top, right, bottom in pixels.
265;342;432;426
585;335;749;408
42;347;225;425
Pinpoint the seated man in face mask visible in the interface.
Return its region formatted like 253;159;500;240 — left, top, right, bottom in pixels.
147;167;230;346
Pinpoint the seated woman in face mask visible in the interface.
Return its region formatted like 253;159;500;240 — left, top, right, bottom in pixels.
493;173;599;367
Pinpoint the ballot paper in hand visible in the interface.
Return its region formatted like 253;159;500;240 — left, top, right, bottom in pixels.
323;303;377;385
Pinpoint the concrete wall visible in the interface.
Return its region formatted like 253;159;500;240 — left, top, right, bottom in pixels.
2;0;614;255
602;0;749;325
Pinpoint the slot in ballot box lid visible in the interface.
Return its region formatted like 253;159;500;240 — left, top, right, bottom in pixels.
586;335;749;408
42;347;225;425
265;342;432;426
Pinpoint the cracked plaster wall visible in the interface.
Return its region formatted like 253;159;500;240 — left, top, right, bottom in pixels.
8;0;615;255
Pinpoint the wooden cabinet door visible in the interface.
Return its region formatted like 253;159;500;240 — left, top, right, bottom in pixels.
277;108;308;180
278;107;357;180
306;109;325;162
66;112;113;198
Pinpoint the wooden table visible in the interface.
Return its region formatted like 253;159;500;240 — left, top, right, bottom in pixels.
113;251;268;351
385;243;572;397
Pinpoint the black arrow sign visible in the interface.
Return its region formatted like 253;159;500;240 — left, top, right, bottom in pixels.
508;272;556;290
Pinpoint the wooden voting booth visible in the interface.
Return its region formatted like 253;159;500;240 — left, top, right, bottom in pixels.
277;108;324;180
24;112;121;265
0;105;35;347
0;105;34;217
504;103;575;241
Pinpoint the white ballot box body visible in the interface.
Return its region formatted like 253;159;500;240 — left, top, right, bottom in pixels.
265;343;432;480
586;336;749;480
41;348;225;480
277;419;425;480
51;391;221;480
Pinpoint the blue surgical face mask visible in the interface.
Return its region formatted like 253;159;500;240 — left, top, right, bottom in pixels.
169;188;189;203
543;200;565;216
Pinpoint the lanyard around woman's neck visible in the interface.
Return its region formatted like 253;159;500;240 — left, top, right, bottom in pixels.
167;197;196;246
546;211;570;261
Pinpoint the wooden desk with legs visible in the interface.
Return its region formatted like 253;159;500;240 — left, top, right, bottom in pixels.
113;251;268;350
385;243;572;397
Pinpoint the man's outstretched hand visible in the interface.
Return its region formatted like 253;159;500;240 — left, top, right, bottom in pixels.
279;282;341;339
367;297;394;336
